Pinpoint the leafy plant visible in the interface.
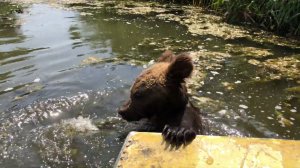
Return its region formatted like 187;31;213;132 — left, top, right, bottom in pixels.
149;0;300;36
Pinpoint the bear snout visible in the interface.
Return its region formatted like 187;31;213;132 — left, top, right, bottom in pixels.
118;100;142;121
118;101;130;117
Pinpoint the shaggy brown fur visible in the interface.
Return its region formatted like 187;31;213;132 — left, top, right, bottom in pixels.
118;50;202;145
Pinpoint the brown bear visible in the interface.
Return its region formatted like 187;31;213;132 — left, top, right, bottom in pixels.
118;50;203;145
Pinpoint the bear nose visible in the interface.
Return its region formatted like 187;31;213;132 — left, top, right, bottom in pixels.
118;100;130;112
117;107;126;116
118;102;129;117
118;107;131;121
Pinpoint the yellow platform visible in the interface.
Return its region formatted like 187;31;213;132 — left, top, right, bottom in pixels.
115;132;300;168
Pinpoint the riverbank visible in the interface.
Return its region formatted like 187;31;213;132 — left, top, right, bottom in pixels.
4;0;300;43
151;0;300;37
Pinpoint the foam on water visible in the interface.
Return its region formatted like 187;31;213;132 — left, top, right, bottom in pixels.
62;116;99;132
0;88;127;167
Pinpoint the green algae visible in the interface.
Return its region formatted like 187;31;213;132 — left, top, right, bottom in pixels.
248;57;300;80
226;45;273;58
191;96;225;112
80;56;146;66
101;1;300;49
262;57;300;80
285;86;300;93
274;109;294;128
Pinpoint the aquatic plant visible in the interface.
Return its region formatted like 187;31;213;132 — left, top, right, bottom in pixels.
211;0;300;36
152;0;300;36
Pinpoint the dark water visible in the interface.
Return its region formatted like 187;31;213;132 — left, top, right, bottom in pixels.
0;2;299;167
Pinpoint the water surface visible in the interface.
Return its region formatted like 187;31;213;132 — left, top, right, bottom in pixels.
0;2;299;167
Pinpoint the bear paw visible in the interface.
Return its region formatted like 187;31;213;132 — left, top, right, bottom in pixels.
162;125;196;146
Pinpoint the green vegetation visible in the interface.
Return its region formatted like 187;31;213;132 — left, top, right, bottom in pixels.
155;0;300;36
0;2;22;16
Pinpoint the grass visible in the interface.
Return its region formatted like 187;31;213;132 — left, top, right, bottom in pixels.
152;0;300;36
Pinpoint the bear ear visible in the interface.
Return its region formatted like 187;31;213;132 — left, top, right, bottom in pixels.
157;50;175;62
167;53;193;84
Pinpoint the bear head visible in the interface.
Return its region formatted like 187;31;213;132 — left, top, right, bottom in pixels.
118;50;193;126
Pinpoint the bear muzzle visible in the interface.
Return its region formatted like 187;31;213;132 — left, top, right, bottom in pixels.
118;100;143;121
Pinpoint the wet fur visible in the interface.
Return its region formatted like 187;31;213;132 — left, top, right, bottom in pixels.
118;50;203;146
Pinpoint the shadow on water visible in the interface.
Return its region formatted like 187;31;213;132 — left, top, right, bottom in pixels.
0;1;299;167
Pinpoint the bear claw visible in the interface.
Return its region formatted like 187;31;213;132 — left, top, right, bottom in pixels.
162;125;196;146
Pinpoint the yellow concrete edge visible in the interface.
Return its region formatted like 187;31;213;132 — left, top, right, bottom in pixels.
114;132;300;168
114;132;137;167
